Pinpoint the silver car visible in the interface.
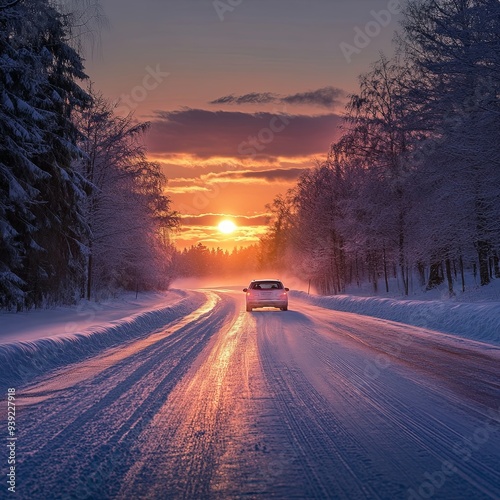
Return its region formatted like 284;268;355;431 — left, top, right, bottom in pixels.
243;279;289;312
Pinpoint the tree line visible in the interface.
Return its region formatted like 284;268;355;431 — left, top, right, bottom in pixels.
0;0;177;309
262;0;500;296
172;244;262;278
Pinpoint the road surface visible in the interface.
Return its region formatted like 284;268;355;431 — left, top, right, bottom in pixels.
5;289;500;499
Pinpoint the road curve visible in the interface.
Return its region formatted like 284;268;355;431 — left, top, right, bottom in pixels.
6;289;500;499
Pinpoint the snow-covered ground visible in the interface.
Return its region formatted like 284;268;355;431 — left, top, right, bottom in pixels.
1;288;498;499
0;291;188;344
342;273;500;303
291;291;500;346
0;290;206;389
1;280;498;391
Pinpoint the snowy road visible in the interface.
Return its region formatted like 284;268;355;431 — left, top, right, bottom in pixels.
4;289;500;499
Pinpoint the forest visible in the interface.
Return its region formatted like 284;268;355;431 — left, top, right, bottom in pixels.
1;0;499;309
259;0;500;296
0;0;177;309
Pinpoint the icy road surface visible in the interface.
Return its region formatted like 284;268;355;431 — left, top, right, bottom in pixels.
4;289;500;499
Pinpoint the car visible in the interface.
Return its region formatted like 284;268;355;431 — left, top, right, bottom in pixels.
243;279;289;312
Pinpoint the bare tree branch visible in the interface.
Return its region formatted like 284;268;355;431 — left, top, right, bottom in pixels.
0;0;22;10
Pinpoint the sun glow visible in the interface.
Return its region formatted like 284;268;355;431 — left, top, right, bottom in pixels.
218;220;237;234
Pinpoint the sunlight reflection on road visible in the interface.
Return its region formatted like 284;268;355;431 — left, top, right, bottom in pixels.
17;292;219;407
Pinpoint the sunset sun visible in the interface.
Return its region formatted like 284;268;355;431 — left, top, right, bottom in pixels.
218;220;237;234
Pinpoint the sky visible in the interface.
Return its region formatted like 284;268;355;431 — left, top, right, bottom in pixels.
86;0;404;250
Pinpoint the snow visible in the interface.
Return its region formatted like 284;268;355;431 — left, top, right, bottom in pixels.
291;291;500;346
4;288;498;499
1;291;184;344
0;290;205;389
341;273;500;303
2;280;498;390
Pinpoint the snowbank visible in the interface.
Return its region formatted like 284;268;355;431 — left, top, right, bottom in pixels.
291;291;500;346
0;291;190;344
0;291;205;389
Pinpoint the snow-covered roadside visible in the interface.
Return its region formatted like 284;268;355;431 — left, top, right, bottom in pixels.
291;291;500;346
0;290;191;345
0;290;206;389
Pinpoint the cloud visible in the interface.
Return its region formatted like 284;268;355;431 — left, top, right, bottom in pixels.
179;213;270;227
200;167;306;183
166;167;303;193
282;87;345;108
169;167;304;184
210;86;345;109
146;109;343;160
164;168;306;195
211;92;277;105
166;185;210;194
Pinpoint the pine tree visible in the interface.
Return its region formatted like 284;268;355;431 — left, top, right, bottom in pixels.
0;0;91;308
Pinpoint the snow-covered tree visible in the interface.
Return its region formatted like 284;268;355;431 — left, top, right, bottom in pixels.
260;193;295;271
291;162;348;294
401;0;500;286
260;1;500;296
74;89;178;299
0;0;91;308
342;56;422;295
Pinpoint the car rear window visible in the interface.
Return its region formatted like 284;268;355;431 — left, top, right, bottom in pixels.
250;281;283;290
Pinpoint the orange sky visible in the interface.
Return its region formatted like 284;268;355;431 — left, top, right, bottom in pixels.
145;109;344;249
85;0;400;249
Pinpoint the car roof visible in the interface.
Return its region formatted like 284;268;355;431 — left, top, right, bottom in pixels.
251;278;283;282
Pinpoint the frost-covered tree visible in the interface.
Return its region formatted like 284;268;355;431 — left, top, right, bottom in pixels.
75;89;178;299
342;56;421;295
401;0;500;286
260;1;500;296
172;244;261;278
52;0;108;55
0;0;91;308
0;1;22;10
260;193;295;271
290;163;348;294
